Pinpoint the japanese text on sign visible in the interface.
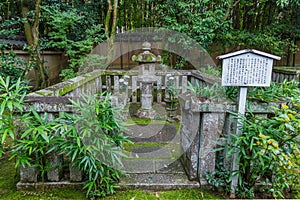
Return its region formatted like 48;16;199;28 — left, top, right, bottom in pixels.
221;53;273;87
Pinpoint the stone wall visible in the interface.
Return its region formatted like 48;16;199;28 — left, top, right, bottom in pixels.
9;50;66;85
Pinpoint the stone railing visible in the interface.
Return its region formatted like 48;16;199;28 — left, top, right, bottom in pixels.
272;67;300;83
28;69;217;103
178;93;277;186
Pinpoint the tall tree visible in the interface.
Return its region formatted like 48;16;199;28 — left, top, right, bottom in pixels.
105;0;118;64
22;0;49;89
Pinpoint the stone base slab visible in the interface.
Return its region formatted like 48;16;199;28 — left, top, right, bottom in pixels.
16;181;85;190
119;173;200;191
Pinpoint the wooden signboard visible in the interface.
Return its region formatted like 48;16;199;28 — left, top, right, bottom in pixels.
217;49;281;197
219;49;281;87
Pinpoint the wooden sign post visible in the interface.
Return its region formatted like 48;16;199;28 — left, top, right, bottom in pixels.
217;49;280;197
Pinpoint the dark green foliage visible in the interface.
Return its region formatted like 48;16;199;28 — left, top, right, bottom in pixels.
0;51;27;83
42;4;105;79
0;77;130;198
206;81;300;198
205;156;231;194
49;93;130;198
0;76;29;158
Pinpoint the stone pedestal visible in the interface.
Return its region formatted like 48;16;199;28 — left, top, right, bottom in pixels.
136;79;157;119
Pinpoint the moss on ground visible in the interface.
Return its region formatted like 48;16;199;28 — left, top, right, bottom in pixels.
125;117;180;131
102;189;222;200
123;142;168;152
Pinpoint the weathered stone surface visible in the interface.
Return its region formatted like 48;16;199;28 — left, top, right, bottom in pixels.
20;165;39;183
17;181;84;190
155;160;185;174
119;173;200;191
221;112;236;171
179;92;280;183
69;164;83;182
124;124;178;143
198;112;224;184
122;159;155;173
47;154;62;182
130;146;172;159
179;94;201;180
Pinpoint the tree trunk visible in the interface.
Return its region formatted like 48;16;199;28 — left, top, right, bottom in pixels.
22;0;49;90
105;0;118;65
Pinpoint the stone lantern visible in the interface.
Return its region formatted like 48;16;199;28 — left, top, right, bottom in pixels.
132;42;161;118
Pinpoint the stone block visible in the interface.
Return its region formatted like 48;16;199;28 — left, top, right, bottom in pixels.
70;164;83;182
198;113;222;182
47;154;62;182
20;165;39;183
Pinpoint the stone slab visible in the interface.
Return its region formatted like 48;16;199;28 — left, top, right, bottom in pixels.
124;124;178;143
119;173;200;191
20;166;38;183
47;154;62;182
122;159;155;173
69;165;83;182
17;181;84;190
155;160;185;174
130;146;172;159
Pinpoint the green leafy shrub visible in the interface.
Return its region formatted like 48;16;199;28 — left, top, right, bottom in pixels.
49;93;130;198
188;81;227;103
10;109;56;191
0;51;28;84
0;76;29;158
0;76;129;198
224;80;300;103
42;5;105;80
207;81;300;198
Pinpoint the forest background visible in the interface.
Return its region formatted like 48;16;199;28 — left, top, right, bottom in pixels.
0;0;299;89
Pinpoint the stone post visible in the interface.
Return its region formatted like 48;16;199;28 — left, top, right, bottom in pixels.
179;93;200;180
141;79;153;110
47;153;63;181
179;93;228;184
46;113;63;182
197;112;224;185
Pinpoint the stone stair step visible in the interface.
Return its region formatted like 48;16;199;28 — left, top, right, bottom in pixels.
121;158;181;174
124;123;180;143
123;142;181;159
128;146;177;159
119;173;200;190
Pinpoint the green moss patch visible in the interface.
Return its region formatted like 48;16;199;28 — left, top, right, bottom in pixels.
102;189;223;200
125;117;180;131
123;142;168;152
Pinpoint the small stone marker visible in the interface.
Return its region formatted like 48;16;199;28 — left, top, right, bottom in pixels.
217;49;280;197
